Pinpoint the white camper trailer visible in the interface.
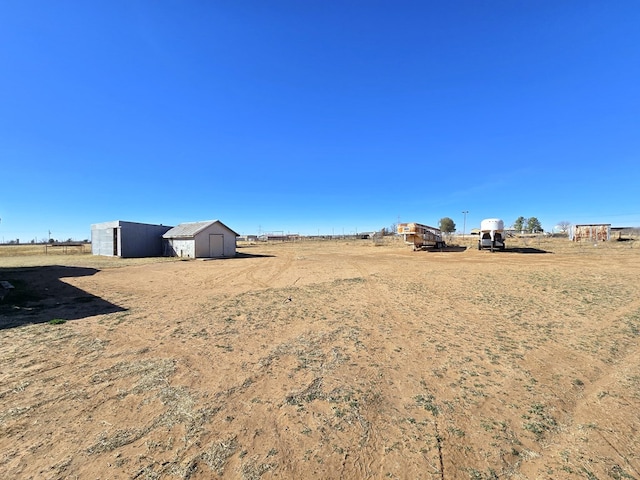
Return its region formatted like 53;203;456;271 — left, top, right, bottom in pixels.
478;218;506;252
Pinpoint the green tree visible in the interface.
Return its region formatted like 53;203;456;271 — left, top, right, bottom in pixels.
526;217;543;233
439;217;456;233
514;216;527;233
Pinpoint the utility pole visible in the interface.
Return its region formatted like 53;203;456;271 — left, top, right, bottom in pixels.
462;211;468;240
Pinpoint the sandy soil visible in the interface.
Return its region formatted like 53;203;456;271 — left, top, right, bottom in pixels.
1;237;639;479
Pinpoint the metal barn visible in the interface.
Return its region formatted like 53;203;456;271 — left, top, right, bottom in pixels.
569;224;611;242
91;221;173;257
162;220;238;258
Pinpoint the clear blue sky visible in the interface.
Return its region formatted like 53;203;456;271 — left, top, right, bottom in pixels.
1;1;639;241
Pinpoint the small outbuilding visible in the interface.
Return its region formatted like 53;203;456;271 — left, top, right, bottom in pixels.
162;220;238;258
569;224;611;242
91;221;173;257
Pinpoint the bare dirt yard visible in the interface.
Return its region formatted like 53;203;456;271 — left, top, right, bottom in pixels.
1;237;639;479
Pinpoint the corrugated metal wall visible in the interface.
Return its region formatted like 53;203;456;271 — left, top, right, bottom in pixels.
91;221;119;256
120;222;172;257
91;221;172;257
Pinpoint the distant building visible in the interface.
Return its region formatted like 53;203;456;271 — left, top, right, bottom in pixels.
162;220;238;258
610;227;637;241
569;224;611;242
237;235;258;242
91;221;172;257
258;233;287;242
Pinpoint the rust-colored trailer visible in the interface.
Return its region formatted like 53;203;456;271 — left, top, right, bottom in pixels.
397;223;446;250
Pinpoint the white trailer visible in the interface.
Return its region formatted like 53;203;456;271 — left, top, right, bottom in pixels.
397;223;446;250
478;218;506;252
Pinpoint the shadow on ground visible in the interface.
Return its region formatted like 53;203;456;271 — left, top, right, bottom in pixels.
199;252;276;260
0;265;126;329
233;252;276;259
425;246;468;253
234;245;276;259
501;247;551;254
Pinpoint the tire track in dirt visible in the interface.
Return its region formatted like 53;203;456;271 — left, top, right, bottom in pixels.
184;261;267;293
599;295;640;331
244;249;294;289
246;254;293;288
531;295;640;476
340;254;445;479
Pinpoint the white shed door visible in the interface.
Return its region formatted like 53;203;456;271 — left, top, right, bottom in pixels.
209;234;224;257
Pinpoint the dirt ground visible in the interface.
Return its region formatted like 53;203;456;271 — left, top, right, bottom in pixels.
1;237;639;479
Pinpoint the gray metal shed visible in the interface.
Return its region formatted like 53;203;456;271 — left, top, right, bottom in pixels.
162;220;239;258
91;221;172;257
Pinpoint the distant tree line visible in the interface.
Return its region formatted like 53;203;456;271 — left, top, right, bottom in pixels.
3;237;87;245
513;216;543;233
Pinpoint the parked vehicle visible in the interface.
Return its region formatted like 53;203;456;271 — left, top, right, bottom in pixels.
478;218;506;252
397;223;446;250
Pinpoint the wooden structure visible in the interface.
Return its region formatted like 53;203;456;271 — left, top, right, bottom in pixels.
397;222;445;250
569;224;611;242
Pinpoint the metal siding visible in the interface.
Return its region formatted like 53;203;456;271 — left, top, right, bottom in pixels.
91;227;113;256
119;222;172;257
91;221;172;257
91;221;119;256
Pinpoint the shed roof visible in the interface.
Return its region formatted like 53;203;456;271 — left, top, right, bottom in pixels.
162;220;239;238
91;220;170;229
